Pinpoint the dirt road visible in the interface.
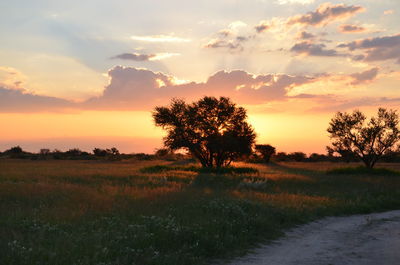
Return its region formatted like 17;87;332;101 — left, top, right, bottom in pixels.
227;210;400;265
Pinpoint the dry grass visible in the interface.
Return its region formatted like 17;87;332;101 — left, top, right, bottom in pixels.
276;161;400;171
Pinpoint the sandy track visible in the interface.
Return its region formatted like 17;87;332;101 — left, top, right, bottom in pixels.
226;210;400;265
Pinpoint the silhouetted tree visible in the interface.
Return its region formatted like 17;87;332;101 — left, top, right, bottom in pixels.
40;149;50;155
154;148;171;157
4;146;25;158
255;144;276;163
326;146;357;163
65;148;83;156
39;149;50;160
109;147;120;156
327;108;400;168
93;147;120;159
288;152;307;162
5;146;23;155
308;153;330;162
51;149;63;159
153;96;256;168
93;148;108;157
274;152;288;161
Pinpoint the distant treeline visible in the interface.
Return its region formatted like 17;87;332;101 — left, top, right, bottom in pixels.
256;151;400;163
1;146;400;163
0;146;174;161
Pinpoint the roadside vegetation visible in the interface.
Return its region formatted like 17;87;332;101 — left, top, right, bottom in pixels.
1;159;400;265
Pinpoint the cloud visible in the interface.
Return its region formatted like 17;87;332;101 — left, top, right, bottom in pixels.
0;67;387;113
150;53;181;61
350;67;379;85
111;52;180;61
384;10;394;15
309;96;400;112
277;0;315;4
204;20;254;52
0;86;73;113
218;29;233;37
296;31;316;40
338;24;366;33
204;39;243;51
287;3;365;27
84;66;318;110
338;34;400;63
255;21;274;33
0;66;27;90
290;41;342;56
288;68;383;98
111;53;155;61
2;66;320;112
228;21;248;30
130;35;190;43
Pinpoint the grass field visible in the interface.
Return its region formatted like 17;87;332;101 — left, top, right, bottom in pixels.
1;159;400;265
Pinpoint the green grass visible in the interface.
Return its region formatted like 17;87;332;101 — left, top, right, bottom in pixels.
140;164;258;174
326;166;400;176
1;159;400;265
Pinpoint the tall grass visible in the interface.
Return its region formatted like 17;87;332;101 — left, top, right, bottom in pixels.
140;164;258;174
1;159;400;265
326;166;400;176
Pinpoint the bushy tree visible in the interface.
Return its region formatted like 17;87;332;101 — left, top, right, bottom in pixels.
255;144;276;163
154;148;171;157
153;96;256;168
65;148;83;156
327;108;400;168
288;152;307;162
4;146;23;155
109;147;120;156
274;152;289;161
93;147;120;158
308;153;331;162
93;148;108;157
40;149;50;155
3;146;25;158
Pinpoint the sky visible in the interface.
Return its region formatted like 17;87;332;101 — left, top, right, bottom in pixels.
0;0;399;154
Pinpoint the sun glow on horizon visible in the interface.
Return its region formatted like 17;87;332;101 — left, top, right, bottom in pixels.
0;110;332;154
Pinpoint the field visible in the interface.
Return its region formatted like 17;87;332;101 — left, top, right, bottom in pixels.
1;159;400;265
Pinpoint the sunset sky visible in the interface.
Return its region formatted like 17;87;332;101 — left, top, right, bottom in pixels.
1;0;399;154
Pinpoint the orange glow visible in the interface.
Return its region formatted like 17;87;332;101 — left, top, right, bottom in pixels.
0;110;334;154
0;111;162;139
248;112;331;154
0;111;165;153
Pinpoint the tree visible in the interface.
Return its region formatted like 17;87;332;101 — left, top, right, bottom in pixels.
40;149;50;155
154;148;171;157
65;148;83;156
274;152;289;161
5;146;23;155
4;146;25;158
153;96;256;168
327;108;400;168
93;148;108;157
308;153;331;162
288;152;307;162
109;147;120;156
93;147;120;157
255;144;276;163
39;149;50;160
